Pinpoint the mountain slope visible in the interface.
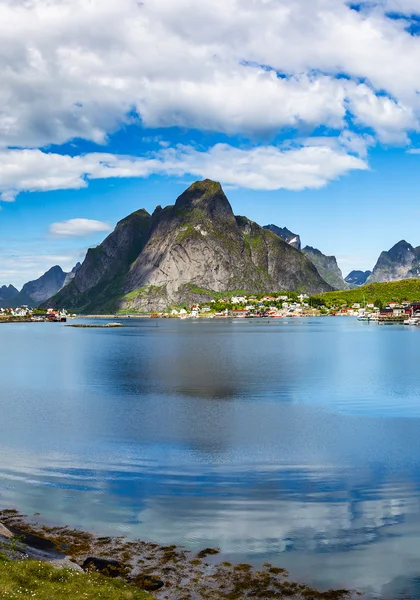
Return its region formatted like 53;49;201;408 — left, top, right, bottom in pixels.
50;209;152;313
263;225;301;250
47;180;331;313
63;262;82;288
367;241;420;283
301;246;349;290
345;270;371;286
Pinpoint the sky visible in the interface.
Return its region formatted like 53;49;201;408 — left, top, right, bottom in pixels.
1;0;420;288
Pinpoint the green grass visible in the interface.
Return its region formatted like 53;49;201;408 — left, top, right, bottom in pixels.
312;278;420;307
0;556;155;600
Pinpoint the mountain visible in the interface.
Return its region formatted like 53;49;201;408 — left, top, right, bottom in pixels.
0;284;19;305
367;240;420;283
47;180;331;313
345;270;372;286
63;262;82;288
301;246;349;290
263;225;301;250
7;266;68;307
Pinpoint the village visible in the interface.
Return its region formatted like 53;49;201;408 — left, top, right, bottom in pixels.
0;307;70;322
151;295;420;323
1;296;420;324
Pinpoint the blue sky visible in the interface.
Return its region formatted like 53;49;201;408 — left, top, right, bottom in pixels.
1;0;420;288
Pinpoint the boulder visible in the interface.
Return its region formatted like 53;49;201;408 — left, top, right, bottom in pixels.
82;556;122;577
133;574;165;591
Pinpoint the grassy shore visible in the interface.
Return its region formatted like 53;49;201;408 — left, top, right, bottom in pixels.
0;554;155;600
0;509;354;600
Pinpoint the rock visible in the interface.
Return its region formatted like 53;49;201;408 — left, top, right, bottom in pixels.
132;574;164;591
6;525;57;552
0;522;80;570
0;523;13;539
82;556;122;577
197;547;220;558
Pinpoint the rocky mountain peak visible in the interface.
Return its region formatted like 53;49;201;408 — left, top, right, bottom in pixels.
345;270;371;286
387;240;413;257
367;240;418;283
0;284;19;303
174;179;235;221
263;225;301;250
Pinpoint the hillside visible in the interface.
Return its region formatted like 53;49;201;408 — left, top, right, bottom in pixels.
311;278;420;307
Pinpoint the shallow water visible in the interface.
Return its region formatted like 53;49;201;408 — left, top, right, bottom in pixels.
1;317;420;598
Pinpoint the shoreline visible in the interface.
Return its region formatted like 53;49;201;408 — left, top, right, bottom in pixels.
0;509;354;600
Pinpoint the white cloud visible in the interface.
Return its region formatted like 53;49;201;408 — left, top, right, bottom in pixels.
49;218;112;238
0;0;418;149
153;144;368;191
0;144;368;201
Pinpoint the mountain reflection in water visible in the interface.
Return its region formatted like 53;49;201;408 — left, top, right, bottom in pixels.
1;318;420;598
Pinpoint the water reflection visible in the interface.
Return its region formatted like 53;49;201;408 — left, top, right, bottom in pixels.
2;319;420;596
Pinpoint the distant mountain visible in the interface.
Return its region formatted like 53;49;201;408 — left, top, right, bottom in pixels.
301;246;349;290
367;240;420;283
4;266;68;308
263;225;301;250
345;270;372;286
46;180;331;314
0;263;83;308
19;265;68;305
0;284;19;305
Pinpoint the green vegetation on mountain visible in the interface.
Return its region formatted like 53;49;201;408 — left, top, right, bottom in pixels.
311;278;420;307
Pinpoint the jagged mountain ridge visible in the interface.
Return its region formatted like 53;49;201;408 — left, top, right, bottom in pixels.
48;180;331;313
0;285;19;305
301;246;350;290
345;270;372;286
263;225;301;250
367;240;420;283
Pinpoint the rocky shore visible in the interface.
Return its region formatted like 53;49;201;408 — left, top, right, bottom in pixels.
0;509;354;600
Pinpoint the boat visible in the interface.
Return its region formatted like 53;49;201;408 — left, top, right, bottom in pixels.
404;317;420;325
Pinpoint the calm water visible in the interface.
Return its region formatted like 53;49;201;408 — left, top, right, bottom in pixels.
1;318;420;598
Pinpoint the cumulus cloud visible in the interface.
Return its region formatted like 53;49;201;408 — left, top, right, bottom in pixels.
49;219;112;238
0;0;418;150
0;144;368;201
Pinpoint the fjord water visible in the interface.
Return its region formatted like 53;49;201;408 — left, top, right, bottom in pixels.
2;319;420;598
